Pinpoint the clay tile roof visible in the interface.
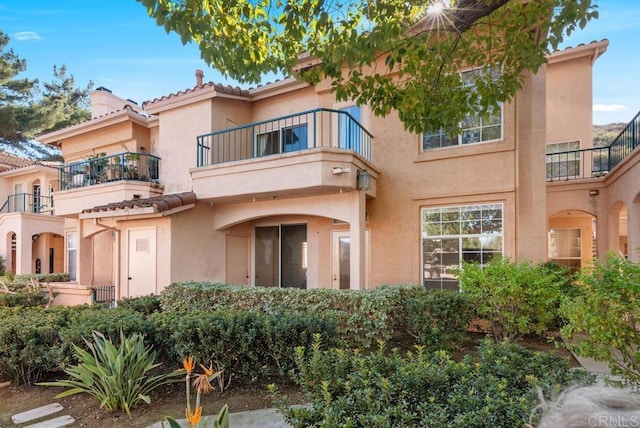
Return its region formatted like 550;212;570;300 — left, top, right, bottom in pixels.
0;152;36;169
143;82;250;107
82;191;197;214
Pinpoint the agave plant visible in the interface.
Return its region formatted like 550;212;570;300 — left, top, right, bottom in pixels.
39;330;182;416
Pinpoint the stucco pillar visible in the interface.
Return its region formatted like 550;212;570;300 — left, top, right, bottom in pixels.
15;231;32;274
515;69;547;262
77;220;93;285
629;201;640;262
349;190;366;290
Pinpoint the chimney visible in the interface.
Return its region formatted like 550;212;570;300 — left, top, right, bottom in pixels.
195;69;204;87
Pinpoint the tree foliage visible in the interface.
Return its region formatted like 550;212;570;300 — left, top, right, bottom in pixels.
139;0;597;133
0;31;92;142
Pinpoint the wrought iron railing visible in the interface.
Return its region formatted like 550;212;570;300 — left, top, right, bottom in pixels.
547;110;640;181
59;152;160;190
0;193;54;214
92;285;115;308
196;108;373;167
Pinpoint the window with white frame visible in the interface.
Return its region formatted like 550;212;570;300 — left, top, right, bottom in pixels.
422;203;503;290
257;124;308;156
66;232;77;282
423;67;503;150
546;141;581;180
548;228;581;272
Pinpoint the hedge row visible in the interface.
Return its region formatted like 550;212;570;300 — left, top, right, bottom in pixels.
0;285;479;385
160;282;439;348
0;305;336;386
0;291;49;308
0;273;70;293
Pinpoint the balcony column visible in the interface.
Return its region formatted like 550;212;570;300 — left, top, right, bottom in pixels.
15;230;32;275
77;220;93;285
349;189;366;290
629;200;640;263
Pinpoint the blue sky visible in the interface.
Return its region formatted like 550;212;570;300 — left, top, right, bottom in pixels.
1;0;638;125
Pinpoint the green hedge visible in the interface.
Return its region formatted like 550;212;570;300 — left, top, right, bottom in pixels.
117;294;162;315
149;310;338;385
0;291;49;307
160;282;425;348
275;340;592;427
0;273;71;292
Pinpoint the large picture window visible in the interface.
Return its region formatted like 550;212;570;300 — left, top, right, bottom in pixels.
423;67;503;150
422;203;503;290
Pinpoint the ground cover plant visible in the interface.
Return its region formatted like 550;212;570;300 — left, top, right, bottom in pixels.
272;338;592;427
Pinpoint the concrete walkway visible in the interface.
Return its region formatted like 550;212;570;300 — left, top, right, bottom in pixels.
148;407;294;428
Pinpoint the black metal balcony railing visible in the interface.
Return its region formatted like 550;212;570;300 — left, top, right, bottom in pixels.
0;193;54;215
59;152;160;190
547;110;640;181
196;108;373;167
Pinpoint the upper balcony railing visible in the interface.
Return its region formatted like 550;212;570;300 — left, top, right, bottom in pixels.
547;110;640;181
196;108;373;167
0;193;54;215
59;152;160;191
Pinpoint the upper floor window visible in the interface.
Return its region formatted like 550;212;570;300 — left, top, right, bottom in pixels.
423;67;503;151
546;141;581;180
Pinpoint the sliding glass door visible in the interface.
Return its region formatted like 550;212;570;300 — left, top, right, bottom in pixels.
255;224;307;288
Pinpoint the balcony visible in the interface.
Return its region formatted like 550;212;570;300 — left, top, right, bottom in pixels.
547;110;640;181
192;108;377;202
55;152;164;217
0;193;54;215
59;152;160;190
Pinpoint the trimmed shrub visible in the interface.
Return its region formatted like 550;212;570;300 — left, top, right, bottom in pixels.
561;254;640;388
405;289;476;351
0;291;48;307
160;282;424;348
58;306;150;366
149;310;338;387
118;294;162;315
0;307;69;385
274;340;592;428
459;259;563;342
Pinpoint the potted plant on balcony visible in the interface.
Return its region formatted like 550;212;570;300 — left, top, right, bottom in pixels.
87;152;108;184
107;156;123;181
124;152;139;179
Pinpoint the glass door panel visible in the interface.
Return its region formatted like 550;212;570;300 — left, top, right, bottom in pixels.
281;224;307;288
255;226;279;287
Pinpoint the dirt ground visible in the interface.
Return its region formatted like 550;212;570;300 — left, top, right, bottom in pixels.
0;333;577;427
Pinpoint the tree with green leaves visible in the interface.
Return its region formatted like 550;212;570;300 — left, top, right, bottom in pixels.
0;31;91;143
139;0;597;134
0;31;39;142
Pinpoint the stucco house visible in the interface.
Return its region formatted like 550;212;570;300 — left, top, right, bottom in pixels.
28;37;639;304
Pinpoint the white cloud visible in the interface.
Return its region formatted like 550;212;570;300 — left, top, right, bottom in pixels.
593;104;627;112
13;31;41;41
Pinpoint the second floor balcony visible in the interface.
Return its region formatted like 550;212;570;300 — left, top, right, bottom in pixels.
547;110;639;181
55;152;163;217
0;193;54;215
59;152;160;191
192;108;377;202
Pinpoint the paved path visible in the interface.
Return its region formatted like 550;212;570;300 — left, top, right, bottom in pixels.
147;407;293;428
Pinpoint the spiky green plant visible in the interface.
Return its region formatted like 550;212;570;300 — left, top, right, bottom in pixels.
39;330;182;416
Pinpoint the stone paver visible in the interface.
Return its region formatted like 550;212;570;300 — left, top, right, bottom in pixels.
22;415;75;428
11;404;63;425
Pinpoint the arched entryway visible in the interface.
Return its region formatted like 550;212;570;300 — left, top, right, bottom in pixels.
609;202;628;258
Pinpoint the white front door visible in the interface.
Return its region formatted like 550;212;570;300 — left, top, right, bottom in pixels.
226;235;249;285
331;230;370;289
127;228;156;297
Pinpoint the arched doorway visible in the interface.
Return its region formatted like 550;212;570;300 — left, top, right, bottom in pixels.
609;202;628;258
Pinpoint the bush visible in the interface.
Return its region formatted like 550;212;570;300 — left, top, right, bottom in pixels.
458;259;563;342
405;289;476;351
40;331;182;416
118;294;162;315
0;307;69;385
273;339;591;428
149;310;338;387
0;291;49;307
561;254;640;388
160;282;424;348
